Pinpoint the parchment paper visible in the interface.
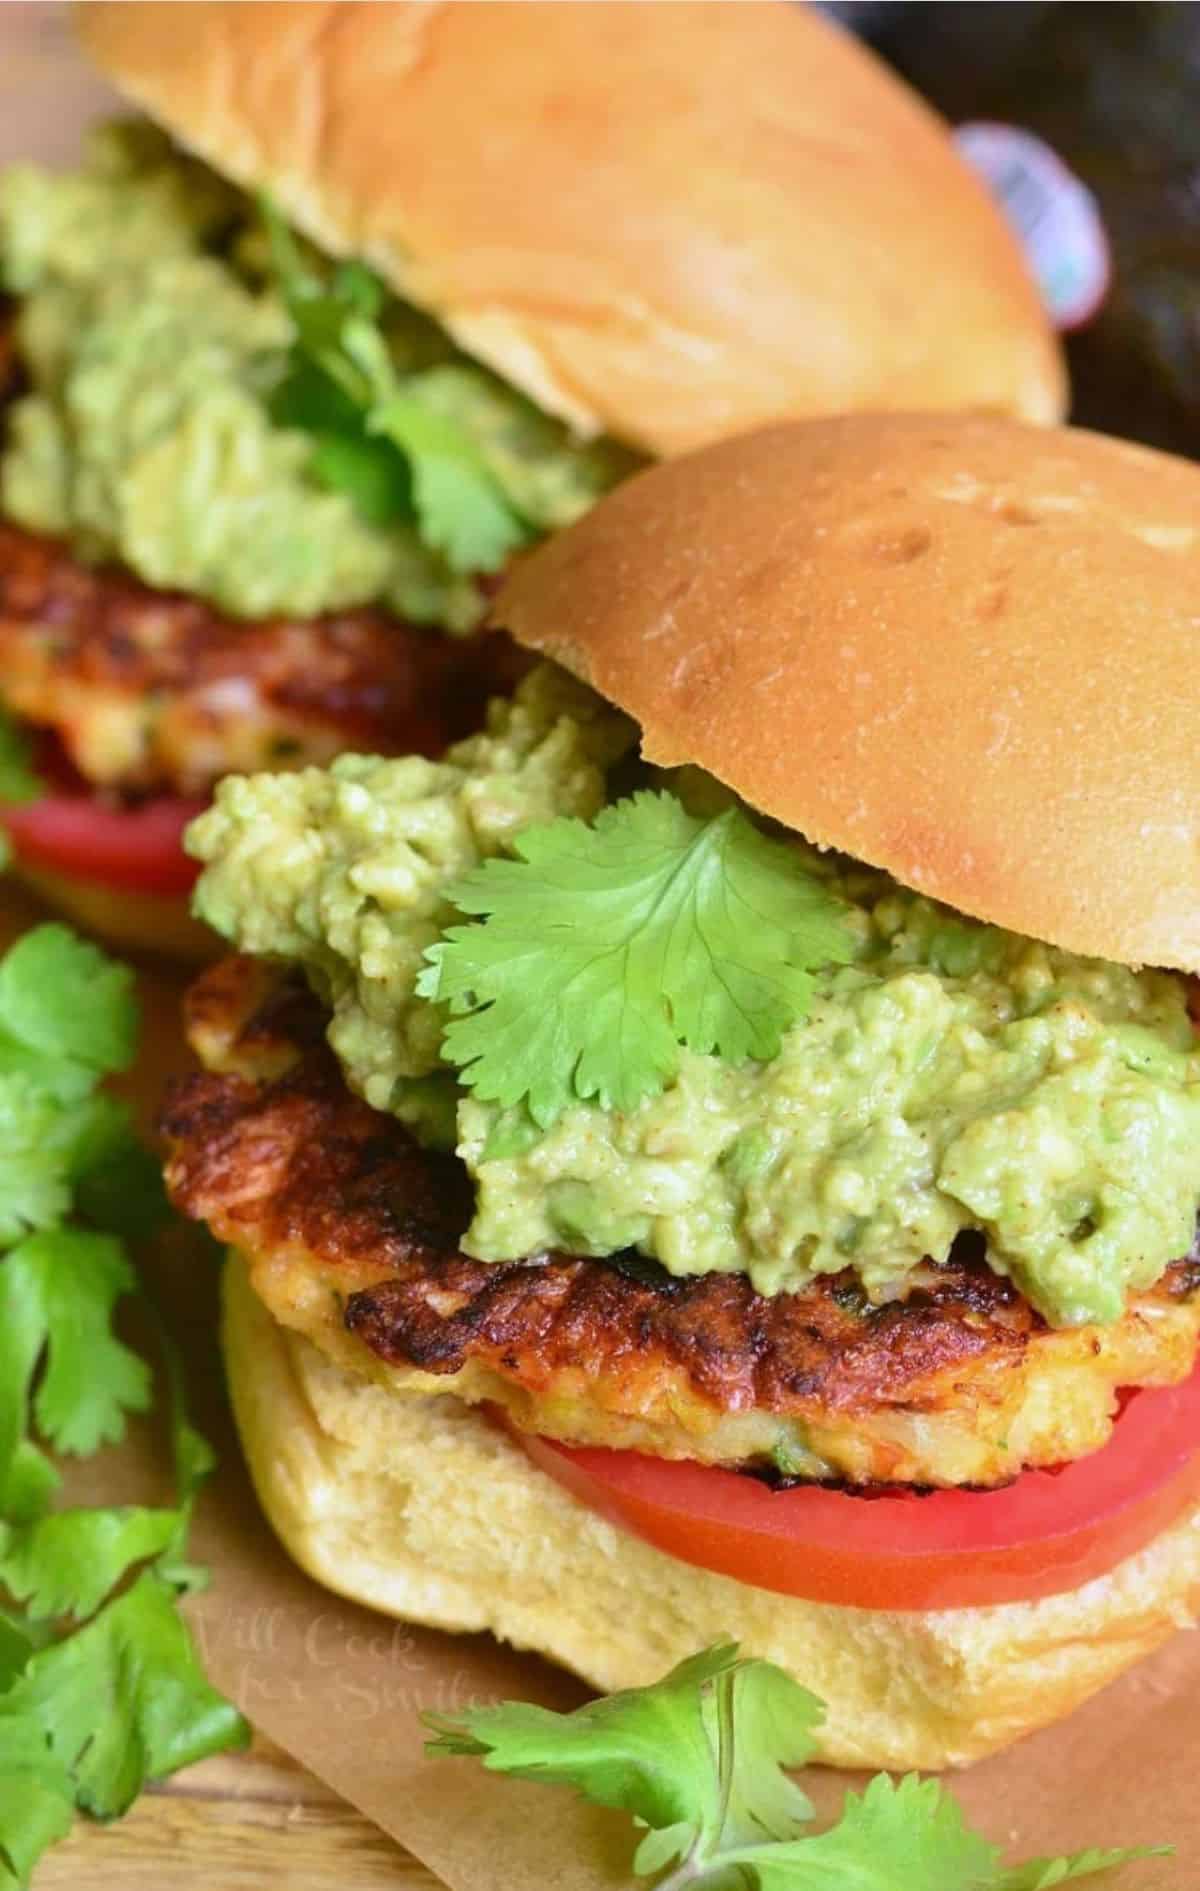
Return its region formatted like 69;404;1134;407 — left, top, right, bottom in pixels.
0;10;1193;1887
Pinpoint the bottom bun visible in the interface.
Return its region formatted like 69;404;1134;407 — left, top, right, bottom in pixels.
13;862;215;962
222;1253;1200;1771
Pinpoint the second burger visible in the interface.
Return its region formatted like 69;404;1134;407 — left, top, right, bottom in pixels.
165;410;1200;1772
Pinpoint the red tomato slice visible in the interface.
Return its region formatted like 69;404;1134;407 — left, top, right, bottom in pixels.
510;1360;1200;1610
2;791;206;897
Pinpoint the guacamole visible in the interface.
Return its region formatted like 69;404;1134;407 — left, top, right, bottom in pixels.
188;668;1200;1328
190;665;634;1138
0;122;630;629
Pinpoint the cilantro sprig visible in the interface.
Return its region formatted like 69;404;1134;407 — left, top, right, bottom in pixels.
0;923;247;1887
427;1642;1163;1890
419;791;856;1128
0;1232;150;1522
261;198;531;574
0;1572;240;1840
0;926;141;1248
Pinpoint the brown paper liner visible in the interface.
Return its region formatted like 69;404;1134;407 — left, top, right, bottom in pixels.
0;15;1190;1884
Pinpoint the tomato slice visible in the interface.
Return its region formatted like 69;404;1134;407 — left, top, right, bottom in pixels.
2;791;206;897
510;1360;1200;1611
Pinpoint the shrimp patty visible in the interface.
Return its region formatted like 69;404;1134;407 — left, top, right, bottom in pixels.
159;955;1200;1488
0;521;523;795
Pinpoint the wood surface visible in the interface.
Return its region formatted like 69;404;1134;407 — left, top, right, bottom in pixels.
37;1738;443;1888
0;7;448;1885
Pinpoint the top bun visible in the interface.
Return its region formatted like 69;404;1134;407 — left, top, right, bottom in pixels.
495;412;1200;972
77;2;1064;458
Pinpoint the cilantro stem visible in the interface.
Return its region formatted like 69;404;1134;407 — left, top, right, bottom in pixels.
651;1666;742;1891
427;1642;1159;1890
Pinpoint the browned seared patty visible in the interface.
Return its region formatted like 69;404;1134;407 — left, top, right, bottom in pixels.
160;955;1200;1488
0;522;524;796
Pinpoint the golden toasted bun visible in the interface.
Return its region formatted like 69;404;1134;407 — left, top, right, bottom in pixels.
77;2;1063;457
14;863;215;962
498;411;1200;972
223;1253;1200;1771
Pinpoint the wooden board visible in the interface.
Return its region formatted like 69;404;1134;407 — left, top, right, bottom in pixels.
36;1737;443;1889
0;7;448;1884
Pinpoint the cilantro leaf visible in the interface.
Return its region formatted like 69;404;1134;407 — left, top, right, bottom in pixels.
0;1230;151;1518
262;228;415;530
261;196;387;397
25;1232;150;1457
0;1089;156;1254
54;1088;135;1178
0;1037;93;1111
267;352;367;437
138;1310;218;1595
260;194;529;571
0;1720;74;1891
0;1449;57;1537
427;1643;818;1880
370;393;531;573
994;1852;1170;1890
69;1103;170;1244
720;1774;996;1889
0;1571;248;1821
0;1273;216;1614
714;1656;821;1848
308;429;412;527
428;1642;1164;1891
0;925;137;1074
0;925;142;1249
153;1314;217;1510
0;1613;37;1691
0;920;247;1880
0;713;40;809
0;1077;80;1251
420;792;856;1128
0;1508;181;1622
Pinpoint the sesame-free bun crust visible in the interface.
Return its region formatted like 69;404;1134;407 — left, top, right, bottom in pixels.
77;3;1063;457
13;863;215;963
497;411;1200;971
224;1254;1200;1771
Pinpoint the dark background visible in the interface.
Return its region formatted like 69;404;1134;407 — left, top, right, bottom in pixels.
830;2;1200;457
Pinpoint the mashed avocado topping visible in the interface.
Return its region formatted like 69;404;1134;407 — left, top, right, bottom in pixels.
0;122;632;629
190;665;634;1142
188;667;1200;1328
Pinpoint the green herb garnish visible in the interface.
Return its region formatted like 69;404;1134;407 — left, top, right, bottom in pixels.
419;791;856;1128
0;924;247;1887
370;392;532;574
0;1573;239;1843
0;927;146;1253
427;1641;1163;1889
261;197;530;574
